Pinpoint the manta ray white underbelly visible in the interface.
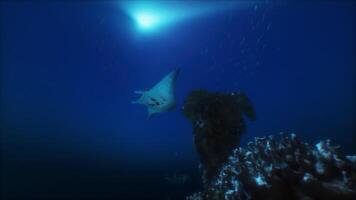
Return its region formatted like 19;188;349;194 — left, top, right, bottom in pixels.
132;68;180;117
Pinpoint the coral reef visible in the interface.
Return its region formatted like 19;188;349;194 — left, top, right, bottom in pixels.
187;134;356;200
182;90;255;182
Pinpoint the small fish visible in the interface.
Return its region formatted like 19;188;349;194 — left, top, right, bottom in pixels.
164;173;191;185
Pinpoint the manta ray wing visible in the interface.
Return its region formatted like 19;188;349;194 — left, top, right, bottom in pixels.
132;68;180;117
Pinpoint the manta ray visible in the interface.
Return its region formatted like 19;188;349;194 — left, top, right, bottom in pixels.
132;68;180;117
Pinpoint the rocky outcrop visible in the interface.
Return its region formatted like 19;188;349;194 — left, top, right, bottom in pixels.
182;90;255;182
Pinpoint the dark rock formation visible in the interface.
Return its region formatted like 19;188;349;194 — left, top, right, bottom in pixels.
187;134;356;200
182;89;255;182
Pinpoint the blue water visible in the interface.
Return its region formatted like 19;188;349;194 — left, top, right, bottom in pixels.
1;1;355;200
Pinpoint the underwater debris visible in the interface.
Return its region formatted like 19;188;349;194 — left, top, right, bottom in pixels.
187;134;356;200
182;89;255;183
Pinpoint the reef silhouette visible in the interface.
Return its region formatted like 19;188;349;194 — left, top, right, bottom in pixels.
183;89;356;200
182;89;255;183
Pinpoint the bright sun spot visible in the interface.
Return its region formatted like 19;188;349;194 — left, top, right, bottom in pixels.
135;13;158;29
120;1;241;34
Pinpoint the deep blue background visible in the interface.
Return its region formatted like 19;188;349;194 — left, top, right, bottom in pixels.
1;1;355;200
